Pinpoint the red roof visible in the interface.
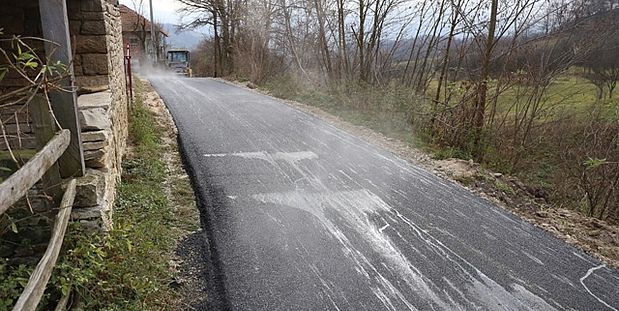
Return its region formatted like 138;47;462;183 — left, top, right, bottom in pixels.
119;4;168;37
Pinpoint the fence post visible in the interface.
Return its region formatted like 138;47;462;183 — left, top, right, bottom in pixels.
38;0;85;178
11;178;76;311
125;43;133;101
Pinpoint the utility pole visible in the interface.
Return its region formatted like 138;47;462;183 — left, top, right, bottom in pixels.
149;0;157;63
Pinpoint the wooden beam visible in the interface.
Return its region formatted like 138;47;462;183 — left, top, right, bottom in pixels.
0;130;70;216
53;291;71;311
39;0;85;178
31;95;63;201
12;179;76;311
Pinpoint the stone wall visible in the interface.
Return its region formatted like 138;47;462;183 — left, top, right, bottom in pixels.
0;0;128;239
67;0;111;90
0;0;125;149
70;0;129;230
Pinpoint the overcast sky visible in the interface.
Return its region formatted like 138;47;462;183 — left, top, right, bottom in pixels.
119;0;184;24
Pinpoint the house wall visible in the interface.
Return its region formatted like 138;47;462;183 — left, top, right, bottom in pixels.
122;32;167;66
123;33;145;61
68;0;129;230
1;0;128;151
0;0;129;260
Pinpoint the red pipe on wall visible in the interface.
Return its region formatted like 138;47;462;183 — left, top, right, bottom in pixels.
125;43;133;101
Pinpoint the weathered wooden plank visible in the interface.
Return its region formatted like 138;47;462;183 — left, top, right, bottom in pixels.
53;292;70;311
31;95;62;200
0;149;38;161
0;137;38;151
0;104;29;114
12;178;76;311
0;129;70;216
39;0;85;178
0;110;30;121
1;124;33;134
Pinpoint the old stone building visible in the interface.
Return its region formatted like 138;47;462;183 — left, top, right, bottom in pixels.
120;4;168;66
0;0;130;258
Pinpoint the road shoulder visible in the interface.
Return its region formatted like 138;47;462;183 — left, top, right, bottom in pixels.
136;78;207;310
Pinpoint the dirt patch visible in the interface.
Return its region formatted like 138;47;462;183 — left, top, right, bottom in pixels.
136;78;206;309
221;78;619;270
435;158;480;181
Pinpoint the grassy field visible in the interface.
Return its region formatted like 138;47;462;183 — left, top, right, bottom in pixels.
429;73;618;119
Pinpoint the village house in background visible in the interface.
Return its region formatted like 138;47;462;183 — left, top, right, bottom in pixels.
120;4;168;66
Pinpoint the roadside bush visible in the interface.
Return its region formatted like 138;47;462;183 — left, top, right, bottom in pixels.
0;262;32;310
552;109;619;221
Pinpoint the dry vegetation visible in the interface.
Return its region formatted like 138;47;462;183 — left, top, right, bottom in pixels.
171;0;619;272
181;0;619;226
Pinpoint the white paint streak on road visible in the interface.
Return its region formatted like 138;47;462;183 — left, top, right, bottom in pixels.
203;153;228;157
252;188;564;310
509;284;561;310
573;251;596;264
204;151;318;162
252;189;441;310
579;265;618;311
522;251;545;266
273;151;318;162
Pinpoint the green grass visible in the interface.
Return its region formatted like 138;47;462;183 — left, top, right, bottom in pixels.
495;180;515;195
429;74;618;120
425;73;618;184
0;262;32;310
263;73;617;167
51;80;191;310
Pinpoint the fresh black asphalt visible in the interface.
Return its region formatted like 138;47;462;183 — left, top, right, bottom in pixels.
150;76;619;311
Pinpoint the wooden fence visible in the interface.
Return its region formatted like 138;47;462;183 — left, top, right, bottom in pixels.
0;129;77;311
1;2;89;309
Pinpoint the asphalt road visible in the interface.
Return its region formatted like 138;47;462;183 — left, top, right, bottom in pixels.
149;76;619;311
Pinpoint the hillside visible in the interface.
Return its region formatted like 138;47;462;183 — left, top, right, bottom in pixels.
162;23;206;50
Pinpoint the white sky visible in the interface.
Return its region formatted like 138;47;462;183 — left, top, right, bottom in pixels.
119;0;184;24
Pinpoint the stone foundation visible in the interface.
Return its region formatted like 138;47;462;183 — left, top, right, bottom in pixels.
74;91;126;231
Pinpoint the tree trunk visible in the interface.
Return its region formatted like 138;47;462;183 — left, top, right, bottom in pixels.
432;0;460;130
337;0;349;80
401;1;426;86
213;10;221;77
357;0;367;83
473;0;498;158
314;0;332;78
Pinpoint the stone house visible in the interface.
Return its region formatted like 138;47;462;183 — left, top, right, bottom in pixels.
120;4;168;66
0;0;130;258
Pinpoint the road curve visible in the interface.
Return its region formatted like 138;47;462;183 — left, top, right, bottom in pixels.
149;76;619;311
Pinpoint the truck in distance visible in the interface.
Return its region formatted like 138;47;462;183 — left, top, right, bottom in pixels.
166;48;192;77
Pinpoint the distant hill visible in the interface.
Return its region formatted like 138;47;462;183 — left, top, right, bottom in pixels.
162;23;208;51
